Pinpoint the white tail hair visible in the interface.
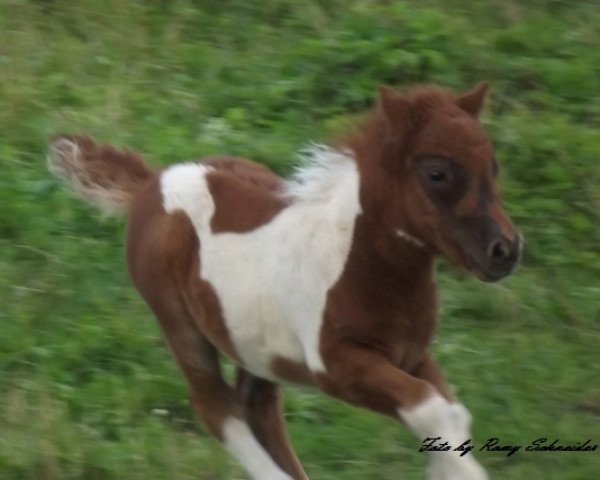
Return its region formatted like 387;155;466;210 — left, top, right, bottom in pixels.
48;135;154;215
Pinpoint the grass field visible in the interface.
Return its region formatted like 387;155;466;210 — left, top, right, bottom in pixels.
1;1;599;479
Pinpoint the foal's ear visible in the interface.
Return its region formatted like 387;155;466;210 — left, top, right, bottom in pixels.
378;86;412;127
455;82;489;117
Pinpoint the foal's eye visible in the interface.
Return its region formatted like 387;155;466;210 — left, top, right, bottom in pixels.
416;156;466;205
428;171;447;182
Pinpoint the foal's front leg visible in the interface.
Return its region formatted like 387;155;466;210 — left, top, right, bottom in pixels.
319;345;489;480
409;354;487;480
236;369;309;480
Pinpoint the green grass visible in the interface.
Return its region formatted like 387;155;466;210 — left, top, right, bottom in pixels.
1;1;599;479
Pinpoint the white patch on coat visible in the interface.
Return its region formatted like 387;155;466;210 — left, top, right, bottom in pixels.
399;394;489;480
395;228;425;248
160;147;361;379
223;417;293;480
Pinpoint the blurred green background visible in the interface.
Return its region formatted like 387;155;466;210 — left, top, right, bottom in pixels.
1;1;598;479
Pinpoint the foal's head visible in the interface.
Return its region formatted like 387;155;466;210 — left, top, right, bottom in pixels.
357;83;521;281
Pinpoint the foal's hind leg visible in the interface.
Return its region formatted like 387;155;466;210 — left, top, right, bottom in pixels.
144;293;294;480
236;369;309;480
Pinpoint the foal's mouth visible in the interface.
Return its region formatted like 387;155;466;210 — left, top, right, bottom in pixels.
464;234;523;283
472;264;516;282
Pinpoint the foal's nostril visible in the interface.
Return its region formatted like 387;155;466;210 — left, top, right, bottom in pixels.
488;238;511;262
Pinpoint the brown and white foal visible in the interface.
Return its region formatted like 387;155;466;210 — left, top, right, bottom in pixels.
49;83;521;480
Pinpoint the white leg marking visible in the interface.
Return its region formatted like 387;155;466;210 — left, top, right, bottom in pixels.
400;394;489;480
223;417;293;480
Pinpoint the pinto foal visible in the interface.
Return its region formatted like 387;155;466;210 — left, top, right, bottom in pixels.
49;83;521;480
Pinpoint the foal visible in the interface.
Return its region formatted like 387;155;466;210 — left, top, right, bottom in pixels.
49;83;521;480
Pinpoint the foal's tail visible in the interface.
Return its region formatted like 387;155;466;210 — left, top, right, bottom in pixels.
48;135;155;215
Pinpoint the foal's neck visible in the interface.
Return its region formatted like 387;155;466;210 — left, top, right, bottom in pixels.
287;144;436;292
355;213;435;286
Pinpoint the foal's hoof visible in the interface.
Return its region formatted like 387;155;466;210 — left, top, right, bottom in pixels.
429;454;490;480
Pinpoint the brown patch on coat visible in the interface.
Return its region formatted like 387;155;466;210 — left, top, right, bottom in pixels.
316;212;440;415
126;176;240;362
203;157;288;233
271;356;315;386
315;346;434;418
409;353;455;402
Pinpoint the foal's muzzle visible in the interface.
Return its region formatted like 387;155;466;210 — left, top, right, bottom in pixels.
479;233;522;282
